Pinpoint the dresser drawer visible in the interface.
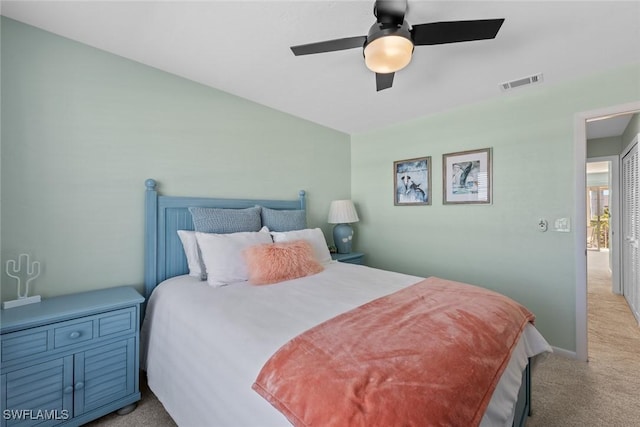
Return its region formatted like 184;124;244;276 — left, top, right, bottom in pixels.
54;320;94;348
98;307;136;337
1;330;49;362
1;307;137;365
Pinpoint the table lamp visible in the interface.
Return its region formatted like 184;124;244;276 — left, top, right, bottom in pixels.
328;200;360;254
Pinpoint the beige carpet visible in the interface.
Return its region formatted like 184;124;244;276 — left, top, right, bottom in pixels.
527;250;640;426
91;251;640;426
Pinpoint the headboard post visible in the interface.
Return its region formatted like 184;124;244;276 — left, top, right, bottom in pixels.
144;179;158;300
299;190;306;211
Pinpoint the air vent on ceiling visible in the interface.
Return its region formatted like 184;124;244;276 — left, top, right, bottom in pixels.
500;73;544;92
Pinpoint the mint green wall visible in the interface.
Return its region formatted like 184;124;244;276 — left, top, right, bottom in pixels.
586;113;638;284
587;136;622;158
586;112;639;159
586;172;609;187
351;63;640;351
0;18;350;301
2;16;639;352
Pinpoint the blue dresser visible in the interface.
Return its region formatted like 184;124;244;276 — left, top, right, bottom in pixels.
0;287;144;427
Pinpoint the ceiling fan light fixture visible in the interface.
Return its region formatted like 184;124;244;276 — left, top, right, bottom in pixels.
290;1;505;91
364;35;414;74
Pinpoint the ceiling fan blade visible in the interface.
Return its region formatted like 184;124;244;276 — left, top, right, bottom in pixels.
291;36;367;56
376;72;395;91
411;19;505;46
374;0;407;25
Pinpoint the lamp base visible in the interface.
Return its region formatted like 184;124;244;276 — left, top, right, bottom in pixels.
333;223;354;254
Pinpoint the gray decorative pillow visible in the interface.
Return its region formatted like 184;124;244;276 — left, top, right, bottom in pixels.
259;206;307;232
189;206;262;234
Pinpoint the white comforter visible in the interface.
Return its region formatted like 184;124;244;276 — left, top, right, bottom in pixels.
141;262;550;427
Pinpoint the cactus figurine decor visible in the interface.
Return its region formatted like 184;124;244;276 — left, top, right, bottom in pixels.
3;254;42;309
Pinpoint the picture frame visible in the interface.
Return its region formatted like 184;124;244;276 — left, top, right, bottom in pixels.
394;156;432;206
442;148;492;205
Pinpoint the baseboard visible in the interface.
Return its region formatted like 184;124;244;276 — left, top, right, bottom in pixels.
550;346;578;359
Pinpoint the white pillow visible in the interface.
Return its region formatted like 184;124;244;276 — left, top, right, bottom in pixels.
177;230;205;279
270;228;332;265
195;228;273;287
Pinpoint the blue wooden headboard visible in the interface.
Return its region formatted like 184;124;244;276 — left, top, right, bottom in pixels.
144;179;306;300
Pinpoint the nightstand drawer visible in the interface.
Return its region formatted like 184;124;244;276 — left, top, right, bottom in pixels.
331;252;365;265
1;307;137;364
337;257;363;265
99;307;136;337
1;330;48;362
54;320;94;348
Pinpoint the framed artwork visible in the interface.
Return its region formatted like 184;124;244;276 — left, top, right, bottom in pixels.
442;148;492;204
394;157;431;206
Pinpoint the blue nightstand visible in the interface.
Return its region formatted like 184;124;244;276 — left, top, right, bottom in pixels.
331;252;365;265
0;286;144;426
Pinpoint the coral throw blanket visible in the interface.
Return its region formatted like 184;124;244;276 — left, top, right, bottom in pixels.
253;277;535;427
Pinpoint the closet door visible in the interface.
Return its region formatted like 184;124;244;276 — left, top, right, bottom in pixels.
622;137;639;323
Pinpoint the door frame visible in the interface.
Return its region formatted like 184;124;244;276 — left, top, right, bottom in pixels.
621;133;639;160
574;101;640;362
621;133;639;323
586;155;621;294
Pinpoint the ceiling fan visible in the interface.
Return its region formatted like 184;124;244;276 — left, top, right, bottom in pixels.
290;0;504;91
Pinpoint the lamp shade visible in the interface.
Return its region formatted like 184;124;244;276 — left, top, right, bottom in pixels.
328;200;359;224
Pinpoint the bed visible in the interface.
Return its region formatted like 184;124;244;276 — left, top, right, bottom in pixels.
140;179;551;427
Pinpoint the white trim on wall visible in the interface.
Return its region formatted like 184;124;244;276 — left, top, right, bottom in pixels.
551;346;578;360
574;101;640;362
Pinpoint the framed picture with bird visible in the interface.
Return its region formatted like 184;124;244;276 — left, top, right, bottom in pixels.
443;148;492;204
394;156;431;206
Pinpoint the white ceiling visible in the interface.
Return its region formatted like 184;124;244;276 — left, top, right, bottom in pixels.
2;0;639;134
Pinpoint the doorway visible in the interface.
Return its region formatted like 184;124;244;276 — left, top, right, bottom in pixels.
574;101;640;361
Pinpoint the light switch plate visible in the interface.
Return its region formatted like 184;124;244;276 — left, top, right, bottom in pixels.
554;217;571;232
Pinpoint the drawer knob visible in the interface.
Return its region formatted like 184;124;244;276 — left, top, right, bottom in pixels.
64;386;74;394
69;331;81;339
75;382;85;391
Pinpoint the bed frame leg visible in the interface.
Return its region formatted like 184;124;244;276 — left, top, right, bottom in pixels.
526;361;532;417
513;359;532;427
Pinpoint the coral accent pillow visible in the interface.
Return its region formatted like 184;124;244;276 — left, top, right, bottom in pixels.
244;240;324;285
